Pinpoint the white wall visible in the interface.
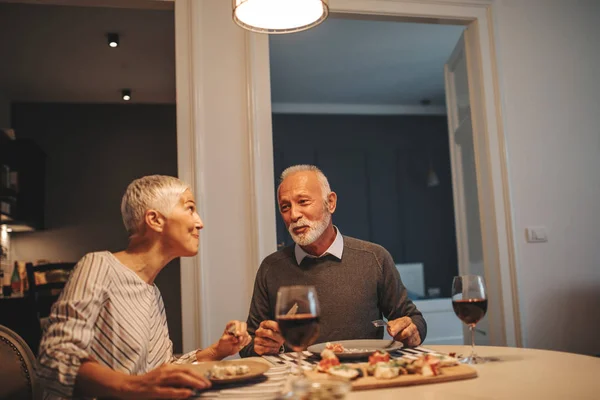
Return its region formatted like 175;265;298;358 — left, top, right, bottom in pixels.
493;0;600;355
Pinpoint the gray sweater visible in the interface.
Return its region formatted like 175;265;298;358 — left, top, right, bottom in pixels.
239;236;427;358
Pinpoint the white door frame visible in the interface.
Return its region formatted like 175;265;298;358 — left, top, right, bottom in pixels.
175;0;522;350
175;0;278;350
174;0;204;352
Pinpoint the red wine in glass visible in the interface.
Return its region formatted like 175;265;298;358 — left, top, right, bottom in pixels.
451;275;487;364
277;313;320;351
452;298;488;325
276;286;321;375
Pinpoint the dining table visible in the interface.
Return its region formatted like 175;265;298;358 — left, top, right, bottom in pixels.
345;344;600;400
196;344;600;399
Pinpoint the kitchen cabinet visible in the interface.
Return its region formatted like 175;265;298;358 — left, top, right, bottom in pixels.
0;131;45;231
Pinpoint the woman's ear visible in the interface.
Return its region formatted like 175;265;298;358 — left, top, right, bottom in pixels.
145;210;165;233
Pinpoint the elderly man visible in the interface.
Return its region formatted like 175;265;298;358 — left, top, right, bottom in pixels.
239;165;426;358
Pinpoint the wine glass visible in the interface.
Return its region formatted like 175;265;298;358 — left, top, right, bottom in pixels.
275;285;320;376
451;275;488;364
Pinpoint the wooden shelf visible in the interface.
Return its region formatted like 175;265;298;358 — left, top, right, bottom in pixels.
1;211;14;222
1;208;35;232
0;220;34;232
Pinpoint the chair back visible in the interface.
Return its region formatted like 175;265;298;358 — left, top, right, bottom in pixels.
0;324;39;400
26;262;76;318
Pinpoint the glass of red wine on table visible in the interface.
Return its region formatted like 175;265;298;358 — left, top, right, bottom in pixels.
276;285;321;376
452;274;488;364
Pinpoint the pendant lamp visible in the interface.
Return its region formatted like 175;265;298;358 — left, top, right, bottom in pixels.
233;0;329;34
427;165;440;188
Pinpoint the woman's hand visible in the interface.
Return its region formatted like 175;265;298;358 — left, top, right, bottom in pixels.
122;363;211;399
201;320;252;361
75;362;210;399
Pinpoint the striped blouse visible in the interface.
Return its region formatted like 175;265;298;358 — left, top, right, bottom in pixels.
37;251;197;399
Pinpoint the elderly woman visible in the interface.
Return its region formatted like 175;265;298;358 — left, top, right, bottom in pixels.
37;175;251;399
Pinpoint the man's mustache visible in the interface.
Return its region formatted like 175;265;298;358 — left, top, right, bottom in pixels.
288;220;313;231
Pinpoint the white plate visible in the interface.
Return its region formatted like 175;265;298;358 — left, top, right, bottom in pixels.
307;339;403;360
192;359;270;384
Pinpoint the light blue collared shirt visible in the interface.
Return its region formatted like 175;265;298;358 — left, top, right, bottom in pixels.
294;226;344;265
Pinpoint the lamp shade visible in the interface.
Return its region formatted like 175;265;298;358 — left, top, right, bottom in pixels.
233;0;329;34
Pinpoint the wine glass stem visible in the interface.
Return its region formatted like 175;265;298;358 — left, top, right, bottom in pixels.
295;350;305;377
469;325;476;360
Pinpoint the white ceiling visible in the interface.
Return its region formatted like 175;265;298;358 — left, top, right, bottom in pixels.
269;17;465;109
0;3;464;108
0;1;175;104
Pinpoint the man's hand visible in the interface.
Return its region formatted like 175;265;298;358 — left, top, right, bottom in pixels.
118;364;211;399
387;316;421;347
254;320;285;355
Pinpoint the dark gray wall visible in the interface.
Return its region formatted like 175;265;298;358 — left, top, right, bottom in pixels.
10;103;183;352
272;114;458;298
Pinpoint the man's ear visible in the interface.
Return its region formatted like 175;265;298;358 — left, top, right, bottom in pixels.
145;210;165;233
327;191;337;214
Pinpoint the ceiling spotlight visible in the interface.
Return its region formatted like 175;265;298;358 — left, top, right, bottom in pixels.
122;89;131;101
107;33;119;48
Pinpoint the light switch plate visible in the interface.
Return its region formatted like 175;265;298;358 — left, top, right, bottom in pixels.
526;226;548;243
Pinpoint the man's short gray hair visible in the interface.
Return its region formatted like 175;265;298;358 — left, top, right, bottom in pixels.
279;164;331;206
121;175;190;236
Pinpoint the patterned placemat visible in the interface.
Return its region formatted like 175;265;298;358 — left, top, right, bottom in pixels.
263;346;442;371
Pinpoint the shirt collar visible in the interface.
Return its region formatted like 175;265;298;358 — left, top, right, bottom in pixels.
294;226;344;265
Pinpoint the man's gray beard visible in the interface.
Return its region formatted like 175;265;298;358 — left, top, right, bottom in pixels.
288;212;331;246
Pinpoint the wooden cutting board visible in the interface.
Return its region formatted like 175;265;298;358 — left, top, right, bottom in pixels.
304;364;477;391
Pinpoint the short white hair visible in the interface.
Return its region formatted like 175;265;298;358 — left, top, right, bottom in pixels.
278;164;331;206
121;175;190;236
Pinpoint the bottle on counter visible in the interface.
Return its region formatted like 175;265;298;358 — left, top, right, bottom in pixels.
0;229;7;298
11;261;22;297
17;261;28;293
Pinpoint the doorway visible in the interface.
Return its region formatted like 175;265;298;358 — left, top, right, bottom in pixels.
269;17;466;345
254;2;519;348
